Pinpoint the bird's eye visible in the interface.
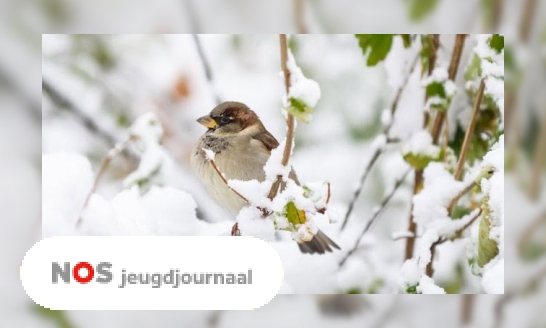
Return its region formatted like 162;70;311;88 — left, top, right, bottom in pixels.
220;116;230;124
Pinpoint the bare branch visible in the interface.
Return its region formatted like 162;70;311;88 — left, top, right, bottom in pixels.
339;169;410;267
447;181;477;214
268;34;296;201
78;136;135;226
454;78;485;180
426;209;482;276
430;34;467;145
341;53;419;231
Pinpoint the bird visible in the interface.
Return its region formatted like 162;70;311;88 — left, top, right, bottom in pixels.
191;101;340;254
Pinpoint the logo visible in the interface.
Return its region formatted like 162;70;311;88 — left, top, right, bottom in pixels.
52;262;113;284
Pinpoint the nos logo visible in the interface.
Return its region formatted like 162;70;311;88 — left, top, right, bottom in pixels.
52;262;112;284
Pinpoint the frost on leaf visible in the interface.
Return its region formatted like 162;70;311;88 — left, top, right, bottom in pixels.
283;51;321;123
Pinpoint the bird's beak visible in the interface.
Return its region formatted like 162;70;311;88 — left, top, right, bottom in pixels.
197;115;218;129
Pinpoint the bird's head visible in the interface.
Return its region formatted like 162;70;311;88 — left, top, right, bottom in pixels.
197;101;261;136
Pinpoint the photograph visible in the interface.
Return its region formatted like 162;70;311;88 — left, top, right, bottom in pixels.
41;33;504;295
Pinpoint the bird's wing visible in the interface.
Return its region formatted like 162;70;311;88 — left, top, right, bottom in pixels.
251;129;279;153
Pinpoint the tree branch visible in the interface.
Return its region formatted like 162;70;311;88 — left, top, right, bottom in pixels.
268;34;295;200
340;53;419;231
78;136;135;226
339;169;410;267
426;209;482;277
454;78;485;181
405;35;440;260
430;34;467;145
42;78;138;162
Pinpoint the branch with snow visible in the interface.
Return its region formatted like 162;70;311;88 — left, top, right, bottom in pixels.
339;168;411;267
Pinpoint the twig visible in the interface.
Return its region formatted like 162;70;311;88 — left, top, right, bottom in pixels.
426;209;482;276
404;170;422;260
340;53;419;231
268;34;295;201
204;152;270;217
192;35;222;106
447;181;477;214
339;169;410;267
42;78;136;162
340;149;383;231
405;35;440;260
78;136;135;227
294;0;308;33
430;34;467;145
454;78;485;180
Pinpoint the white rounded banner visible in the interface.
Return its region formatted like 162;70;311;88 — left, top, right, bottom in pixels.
21;236;283;310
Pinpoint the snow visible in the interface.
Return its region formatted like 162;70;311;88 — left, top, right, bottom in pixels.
482;258;504;294
236;207;276;241
40;34;505;297
202;148;216;161
391;231;414;240
285;51;321;109
42;152;93;236
402;130;441;160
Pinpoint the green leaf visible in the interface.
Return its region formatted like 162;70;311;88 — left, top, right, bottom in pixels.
286;97;313;123
355;34;394;66
426;81;447;99
489;34;504;53
403;152;441;170
285;201;306;226
477;197;499;267
406;284;421;294
408;0;440;21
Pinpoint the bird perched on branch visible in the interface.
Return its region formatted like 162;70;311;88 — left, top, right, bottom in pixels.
191;101;339;254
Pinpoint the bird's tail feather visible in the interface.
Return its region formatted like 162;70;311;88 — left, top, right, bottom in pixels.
298;229;340;254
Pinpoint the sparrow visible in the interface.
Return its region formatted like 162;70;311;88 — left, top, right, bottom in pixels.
191;101;340;254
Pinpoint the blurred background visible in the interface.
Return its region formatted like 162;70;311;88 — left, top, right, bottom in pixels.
1;0;545;327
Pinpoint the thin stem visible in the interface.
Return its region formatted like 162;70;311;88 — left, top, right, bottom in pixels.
339;169;410;267
341;52;418;231
78;137;135;227
268;34;295;200
405;35;440;260
426;209;481;276
454;78;485;181
430;34;467;145
447;181;477;214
